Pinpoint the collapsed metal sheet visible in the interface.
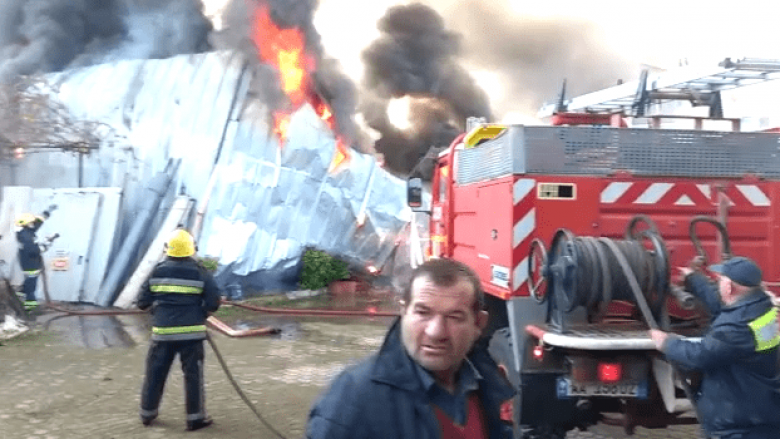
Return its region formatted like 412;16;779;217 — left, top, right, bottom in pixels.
199;103;411;290
2;50;411;297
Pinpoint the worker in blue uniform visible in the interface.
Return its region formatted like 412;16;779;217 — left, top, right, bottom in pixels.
650;256;780;439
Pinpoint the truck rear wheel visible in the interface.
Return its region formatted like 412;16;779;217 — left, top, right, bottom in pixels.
489;328;568;439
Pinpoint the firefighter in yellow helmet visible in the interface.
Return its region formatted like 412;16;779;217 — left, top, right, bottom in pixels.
136;229;221;431
15;206;56;310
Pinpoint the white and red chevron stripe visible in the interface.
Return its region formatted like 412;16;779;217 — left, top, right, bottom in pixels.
512;178;536;294
600;182;770;208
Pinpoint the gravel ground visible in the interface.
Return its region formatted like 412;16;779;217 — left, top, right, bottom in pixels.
0;306;704;439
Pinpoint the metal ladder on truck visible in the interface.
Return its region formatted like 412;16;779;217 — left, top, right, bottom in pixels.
538;57;780;129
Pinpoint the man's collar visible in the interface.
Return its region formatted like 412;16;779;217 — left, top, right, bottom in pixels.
412;355;482;394
725;288;769;308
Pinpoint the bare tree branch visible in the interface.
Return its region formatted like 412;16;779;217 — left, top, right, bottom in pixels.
0;75;115;160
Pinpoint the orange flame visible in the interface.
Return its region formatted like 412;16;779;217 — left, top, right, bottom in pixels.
252;4;313;107
273;112;292;144
252;3;350;172
328;139;350;173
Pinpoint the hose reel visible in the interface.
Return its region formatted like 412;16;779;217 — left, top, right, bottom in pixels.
529;216;671;332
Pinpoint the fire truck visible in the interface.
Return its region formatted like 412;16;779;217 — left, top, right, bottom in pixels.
407;58;780;438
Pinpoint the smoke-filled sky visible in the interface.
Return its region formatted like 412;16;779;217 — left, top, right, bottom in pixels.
311;0;780;122
313;0;780;174
3;0;779;176
0;0;212;81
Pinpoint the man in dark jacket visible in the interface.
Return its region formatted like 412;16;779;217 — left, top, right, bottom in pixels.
649;256;780;439
15;206;55;310
137;229;221;431
307;258;515;439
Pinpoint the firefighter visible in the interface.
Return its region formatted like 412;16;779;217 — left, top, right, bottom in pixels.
15;206;55;310
137;229;221;431
649;256;780;439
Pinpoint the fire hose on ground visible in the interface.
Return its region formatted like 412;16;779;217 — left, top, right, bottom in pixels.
38;303;289;438
26;268;397;438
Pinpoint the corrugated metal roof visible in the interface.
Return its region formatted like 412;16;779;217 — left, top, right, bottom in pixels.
2;50;410;297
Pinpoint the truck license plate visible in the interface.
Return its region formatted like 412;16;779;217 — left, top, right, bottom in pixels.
556;378;647;399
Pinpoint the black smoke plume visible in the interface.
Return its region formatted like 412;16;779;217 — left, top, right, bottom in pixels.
448;0;637;119
360;3;493;177
0;0;213;83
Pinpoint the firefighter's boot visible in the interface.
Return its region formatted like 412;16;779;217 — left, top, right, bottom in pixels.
186;417;213;431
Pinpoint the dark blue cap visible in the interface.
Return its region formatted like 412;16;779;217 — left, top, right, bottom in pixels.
709;256;762;287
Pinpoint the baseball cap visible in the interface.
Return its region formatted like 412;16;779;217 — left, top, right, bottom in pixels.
709;256;762;287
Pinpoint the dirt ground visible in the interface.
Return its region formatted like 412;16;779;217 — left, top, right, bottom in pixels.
0;297;703;439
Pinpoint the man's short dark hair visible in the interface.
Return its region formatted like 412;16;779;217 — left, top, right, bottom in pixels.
403;258;485;314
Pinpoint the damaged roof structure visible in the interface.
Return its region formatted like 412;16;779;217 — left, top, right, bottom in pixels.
0;50;411;306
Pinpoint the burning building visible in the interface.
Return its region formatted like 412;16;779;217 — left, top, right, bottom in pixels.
0;0;411;305
0;0;638;306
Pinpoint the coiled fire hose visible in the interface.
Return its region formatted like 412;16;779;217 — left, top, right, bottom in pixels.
542;222;670;324
538;216;710;434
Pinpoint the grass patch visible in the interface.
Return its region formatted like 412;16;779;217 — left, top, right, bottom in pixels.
3;328;56;346
228;290;399;312
245;294;333;309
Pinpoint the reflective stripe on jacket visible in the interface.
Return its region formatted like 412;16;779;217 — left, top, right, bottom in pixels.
149;278;204;294
747;307;780;352
137;258;221;341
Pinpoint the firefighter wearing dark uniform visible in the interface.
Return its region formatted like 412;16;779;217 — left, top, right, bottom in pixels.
137;229;221;431
15;209;52;310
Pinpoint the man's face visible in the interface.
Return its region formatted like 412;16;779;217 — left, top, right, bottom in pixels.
400;275;487;384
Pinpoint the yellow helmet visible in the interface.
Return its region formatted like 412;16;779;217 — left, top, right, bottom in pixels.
16;213;36;227
166;229;196;258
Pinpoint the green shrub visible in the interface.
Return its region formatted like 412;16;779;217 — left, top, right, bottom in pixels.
199;258;219;273
299;249;350;290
